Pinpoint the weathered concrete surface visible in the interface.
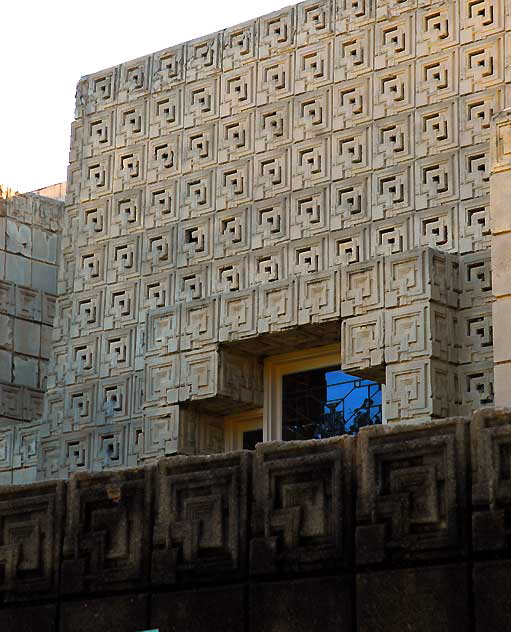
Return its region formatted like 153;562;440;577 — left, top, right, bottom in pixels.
0;409;509;631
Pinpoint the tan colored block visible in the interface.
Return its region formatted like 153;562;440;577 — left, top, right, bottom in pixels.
494;363;511;408
490;171;511;235
492;232;511;298
493;296;511;364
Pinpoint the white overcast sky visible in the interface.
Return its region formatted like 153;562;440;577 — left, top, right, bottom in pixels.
0;0;287;193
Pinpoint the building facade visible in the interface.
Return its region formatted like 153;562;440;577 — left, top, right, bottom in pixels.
2;0;511;482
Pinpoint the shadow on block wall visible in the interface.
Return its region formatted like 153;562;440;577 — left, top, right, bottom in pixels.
0;409;509;631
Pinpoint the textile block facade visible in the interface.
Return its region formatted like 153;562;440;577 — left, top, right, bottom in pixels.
3;0;511;480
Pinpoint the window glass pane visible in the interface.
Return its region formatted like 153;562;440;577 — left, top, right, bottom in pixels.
282;366;382;441
242;428;263;451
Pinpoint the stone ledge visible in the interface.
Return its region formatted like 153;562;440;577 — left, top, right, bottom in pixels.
0;408;509;603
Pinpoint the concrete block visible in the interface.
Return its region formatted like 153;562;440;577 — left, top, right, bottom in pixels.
5;253;31;286
41;324;52;359
61;467;152;594
31;261;57;294
13;356;38;388
250;577;352;632
0;314;13;349
492;232;511;298
12;466;37;485
152;451;250;585
0;217;5;251
0;350;12;383
474;560;511;632
14;318;40;357
493;296;511;363
6;219;32;257
32;228;58;264
357;565;469;632
60;595;148;632
495;363;511;408
151;586;244;632
250;437;353;575
356;418;469;565
489;171;511;235
0;482;64;602
0;605;56;632
471;408;511;552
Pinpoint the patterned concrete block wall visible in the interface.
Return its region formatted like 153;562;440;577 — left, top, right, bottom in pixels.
0;188;63;483
7;0;511;481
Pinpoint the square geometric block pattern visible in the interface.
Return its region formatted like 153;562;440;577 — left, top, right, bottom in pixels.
3;0;506;479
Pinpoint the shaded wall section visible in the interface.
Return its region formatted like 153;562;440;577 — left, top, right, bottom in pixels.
0;189;63;484
491;109;511;407
0;408;511;631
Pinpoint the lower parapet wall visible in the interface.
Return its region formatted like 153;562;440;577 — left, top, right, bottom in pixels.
1;408;511;632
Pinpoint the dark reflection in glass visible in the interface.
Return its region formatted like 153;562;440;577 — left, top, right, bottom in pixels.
243;428;264;450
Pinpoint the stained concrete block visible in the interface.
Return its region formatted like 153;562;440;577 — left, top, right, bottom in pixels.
41;324;52;359
0;217;5;250
494;363;511;408
474;560;511;632
490;171;511;235
151;586;244;632
0;481;64;603
32;228;58;264
31;261;57;294
493;296;511;363
6;219;32;257
249;576;352;632
60;594;148;632
0;313;13;349
0;350;12;382
5;253;31;286
0;604;56;632
492;232;511;298
13;355;38;388
61;467;152;595
14;318;40;357
357;565;469;632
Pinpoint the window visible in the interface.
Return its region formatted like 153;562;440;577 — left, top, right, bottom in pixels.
264;344;383;442
282;367;382;441
224;409;263;451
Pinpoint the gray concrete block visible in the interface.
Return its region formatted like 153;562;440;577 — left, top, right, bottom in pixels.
14;318;41;357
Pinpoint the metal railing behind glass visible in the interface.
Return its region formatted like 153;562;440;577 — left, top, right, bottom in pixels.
282;368;382;441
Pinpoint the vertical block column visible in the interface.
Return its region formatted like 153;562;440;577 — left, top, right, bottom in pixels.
490;109;511;406
383;248;460;422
